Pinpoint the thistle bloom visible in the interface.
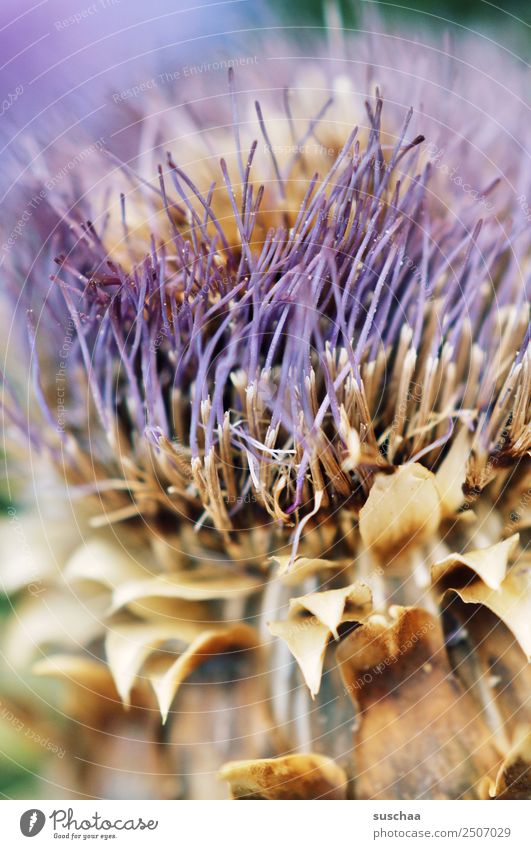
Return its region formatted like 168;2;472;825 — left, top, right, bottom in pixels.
1;26;530;800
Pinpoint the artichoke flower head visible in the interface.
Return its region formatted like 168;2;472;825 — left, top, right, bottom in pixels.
1;25;530;800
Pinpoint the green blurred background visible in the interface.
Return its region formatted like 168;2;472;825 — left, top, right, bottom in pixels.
272;0;531;35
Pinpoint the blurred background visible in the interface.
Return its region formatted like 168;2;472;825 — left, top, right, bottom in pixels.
0;0;529;170
0;0;529;798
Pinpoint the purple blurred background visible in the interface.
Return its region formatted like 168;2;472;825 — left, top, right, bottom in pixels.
0;0;264;195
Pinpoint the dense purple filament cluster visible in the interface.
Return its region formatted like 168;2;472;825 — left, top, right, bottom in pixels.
4;88;530;530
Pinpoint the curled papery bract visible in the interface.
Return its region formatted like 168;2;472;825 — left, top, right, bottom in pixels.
431;534;519;591
271;555;346;586
289;583;372;639
106;621;200;706
337;607;500;799
268;583;371;696
441;561;531;661
105;617;259;717
219;754;348;799
149;624;260;723
268;617;330;699
434;426;471;517
64;538;148;587
359;463;442;559
4;587;109;666
487;727;531;799
442;601;531;745
33;655;127;721
109;567;263;612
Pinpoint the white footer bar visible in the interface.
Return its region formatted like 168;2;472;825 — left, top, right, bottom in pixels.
2;799;528;848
